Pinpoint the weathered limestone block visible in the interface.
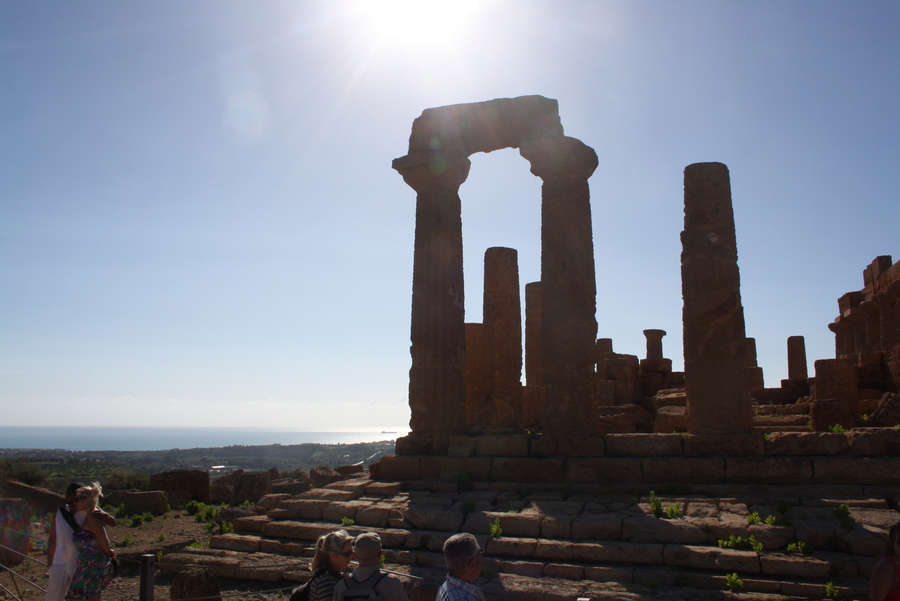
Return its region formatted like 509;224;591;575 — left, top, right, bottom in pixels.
150;469;210;504
760;553;832;578
653;388;687;410
683;433;765;457
844;526;891;557
267;499;330;521
763;432;850;456
421;456;492;481
499;560;544;578
259;540;305;556
403;506;464;532
308;466;341;489
847;427;900;455
209;534;261;553
491;457;564;482
747;524;794;550
663;545;760;573
483;511;542;537
570;513;624;541
377;456;421;480
355;504;393;528
520;136;600;434
394;434;436;456
544;563;584;580
868;392;900;427
814;457;900;483
484;537;539;558
705;512;751;545
123;491;169;516
584;565;635;583
809;398;854;432
596;411;635;433
365;482;402;496
813;359;858;400
642;457;725;482
540;515;575;539
231;472;270;505
653;406;686;433
170;568;221;601
565;457;642;483
475;435;529;457
231;515;269;533
270;479;310;496
622;516;708;544
724;457;813;483
572;540;663;564
604;433;683;456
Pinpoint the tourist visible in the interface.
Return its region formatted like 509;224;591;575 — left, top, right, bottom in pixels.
45;482;115;601
333;532;409;601
292;529;352;601
870;521;900;601
67;483;117;601
436;533;486;601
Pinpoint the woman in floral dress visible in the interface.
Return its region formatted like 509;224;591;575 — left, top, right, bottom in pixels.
67;483;116;601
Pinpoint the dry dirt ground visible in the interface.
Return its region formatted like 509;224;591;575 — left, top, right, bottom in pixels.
2;509;292;601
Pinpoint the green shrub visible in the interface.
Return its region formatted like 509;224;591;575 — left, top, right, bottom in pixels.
828;423;847;433
648;491;664;519
834;504;856;529
786;540;812;555
221;521;234;534
157;533;166;542
489;517;502;538
121;534;134;547
724;572;744;593
0;457;46;486
240;500;255;507
130;515;144;527
825;581;839;599
341;516;355;526
665;501;682;519
184;500;204;516
746;512;761;525
718;535;763;554
765;514;778;526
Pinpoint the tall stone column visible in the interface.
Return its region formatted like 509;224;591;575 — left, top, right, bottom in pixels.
520;136;600;434
787;336;808;380
483;247;523;428
828;317;854;358
844;308;867;355
644;330;666;360
876;283;900;351
680;162;753;434
393;153;471;435
524;282;543;388
860;300;881;353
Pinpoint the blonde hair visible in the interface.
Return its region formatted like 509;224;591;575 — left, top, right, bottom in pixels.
74;482;103;505
310;529;351;572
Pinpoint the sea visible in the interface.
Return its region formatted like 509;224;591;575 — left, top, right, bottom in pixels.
0;426;409;452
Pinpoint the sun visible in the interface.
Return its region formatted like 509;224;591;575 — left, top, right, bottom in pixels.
353;0;486;48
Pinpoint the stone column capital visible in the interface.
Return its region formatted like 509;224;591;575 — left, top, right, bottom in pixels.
519;136;598;181
843;307;865;323
643;329;667;340
392;152;471;193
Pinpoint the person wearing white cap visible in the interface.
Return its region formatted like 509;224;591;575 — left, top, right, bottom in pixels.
333;532;409;601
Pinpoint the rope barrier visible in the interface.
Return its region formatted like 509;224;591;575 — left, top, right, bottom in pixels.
0;563;47;594
0;580;25;601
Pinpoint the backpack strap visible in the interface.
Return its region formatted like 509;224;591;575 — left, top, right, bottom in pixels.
59;506;81;532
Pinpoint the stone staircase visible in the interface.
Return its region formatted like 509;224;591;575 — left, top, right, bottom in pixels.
158;475;899;601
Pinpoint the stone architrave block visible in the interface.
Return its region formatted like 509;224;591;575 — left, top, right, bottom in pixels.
764;432;850;456
847;428;900;456
475;435;530;457
355;504;392;528
683;433;765;457
662;545;760;573
378;456;421;480
484;537;538;558
555;435;605;456
813;457;900;484
642;457;725;482
725;457;813;483
760;554;832;578
572;540;663;564
570;513;624;541
622;516;708;544
534;540;574;561
584;565;635;583
483;511;542;537
810;398;855;432
403;507;464;532
565;457;643;483
603;434;683;456
491;457;564;482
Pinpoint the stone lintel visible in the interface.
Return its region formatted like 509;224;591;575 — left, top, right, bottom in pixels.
519;136;598;180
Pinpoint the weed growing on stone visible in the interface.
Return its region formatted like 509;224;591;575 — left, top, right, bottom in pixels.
786;541;812;555
665;501;681;519
834;504;856;529
341;516;355;526
221;521;234;534
157;533;166;542
489;517;502;538
828;423;847;433
649;491;664;519
718;535;763;554
765;514;778;526
725;573;744;593
746;512;761;525
121;534;133;547
825;582;839;599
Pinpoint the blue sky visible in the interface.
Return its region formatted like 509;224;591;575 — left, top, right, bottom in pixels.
2;1;898;429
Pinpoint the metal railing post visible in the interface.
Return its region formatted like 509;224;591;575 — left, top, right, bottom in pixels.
139;554;156;601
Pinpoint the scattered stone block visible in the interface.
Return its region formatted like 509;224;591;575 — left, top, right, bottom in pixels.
123;490;169;515
170;568;221;601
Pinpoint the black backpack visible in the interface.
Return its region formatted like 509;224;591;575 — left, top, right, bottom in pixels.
336;570;387;601
289;568;331;601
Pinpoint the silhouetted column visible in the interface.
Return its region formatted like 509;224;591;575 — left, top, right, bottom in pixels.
644;330;666;360
787;335;808;380
844;308;866;355
463;323;493;430
483;247;523;428
860;300;881;353
524;282;543;388
828;317;854;358
876;283;900;351
680;162;753;434
394;153;471;434
521;136;600;434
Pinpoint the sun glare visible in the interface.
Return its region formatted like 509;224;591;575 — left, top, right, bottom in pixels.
354;0;486;47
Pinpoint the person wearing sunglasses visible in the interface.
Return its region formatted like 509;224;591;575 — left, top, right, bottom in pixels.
303;529;353;601
437;533;486;601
